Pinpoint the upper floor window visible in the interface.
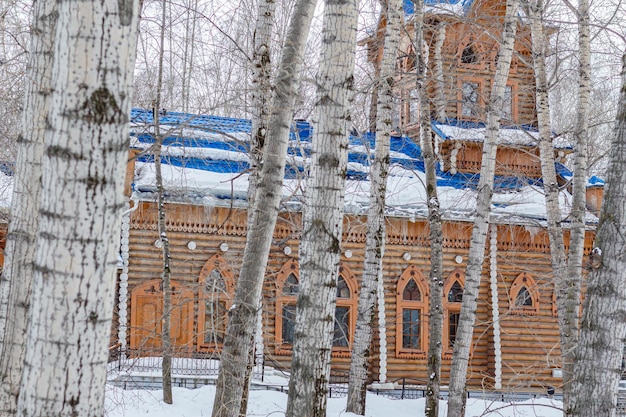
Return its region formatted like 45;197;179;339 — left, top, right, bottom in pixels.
461;80;482;118
396;266;428;358
457;36;486;70
461;45;479;65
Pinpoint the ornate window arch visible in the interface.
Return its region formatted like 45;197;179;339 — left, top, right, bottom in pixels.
443;269;465;355
396;265;428;358
275;261;358;356
275;259;300;355
130;279;194;354
333;264;359;356
197;255;236;352
509;272;539;315
457;34;487;70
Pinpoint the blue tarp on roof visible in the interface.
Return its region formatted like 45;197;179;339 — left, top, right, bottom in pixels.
130;108;579;194
587;175;605;187
403;0;474;15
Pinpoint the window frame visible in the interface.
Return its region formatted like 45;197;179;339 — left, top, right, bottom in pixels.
501;81;518;124
197;255;235;352
510;272;539;316
457;77;485;120
275;259;300;355
332;265;359;357
456;35;487;71
395;265;429;359
443;269;466;357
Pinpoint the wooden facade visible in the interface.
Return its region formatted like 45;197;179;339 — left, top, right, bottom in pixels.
121;201;595;391
116;0;604;394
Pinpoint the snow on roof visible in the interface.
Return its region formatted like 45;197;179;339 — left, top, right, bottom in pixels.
432;119;573;149
587;175;605;187
130;108;597;225
403;0;473;17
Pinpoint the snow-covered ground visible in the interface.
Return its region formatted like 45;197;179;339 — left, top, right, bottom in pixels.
104;383;564;417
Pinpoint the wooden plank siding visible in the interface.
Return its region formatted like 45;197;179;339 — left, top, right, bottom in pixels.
122;202;594;390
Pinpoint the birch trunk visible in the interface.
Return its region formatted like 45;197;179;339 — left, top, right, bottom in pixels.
153;0;173;403
0;0;56;413
210;2;316;417
285;0;357;416
524;1;580;408
412;1;444;415
240;2;276;414
346;0;402;413
446;0;519;414
562;0;590;410
568;49;626;417
15;0;139;413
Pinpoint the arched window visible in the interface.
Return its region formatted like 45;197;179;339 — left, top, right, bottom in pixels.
275;259;299;354
275;261;358;357
443;269;465;355
333;265;359;356
396;265;428;358
510;272;539;315
198;255;235;352
457;35;486;69
461;45;478;65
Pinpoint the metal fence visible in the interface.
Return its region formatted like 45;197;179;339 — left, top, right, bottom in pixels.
107;348;626;414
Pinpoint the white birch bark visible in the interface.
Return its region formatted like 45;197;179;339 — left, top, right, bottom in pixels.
153;0;173;403
241;2;276;413
210;2;316;417
346;0;402;413
285;0;358;416
561;0;590;410
446;0;519;414
568;50;626;417
565;0;591;413
0;0;56;414
15;0;139;414
412;1;444;415
524;1;581;409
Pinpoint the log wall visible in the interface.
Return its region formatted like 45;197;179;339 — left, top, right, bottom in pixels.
122;203;594;390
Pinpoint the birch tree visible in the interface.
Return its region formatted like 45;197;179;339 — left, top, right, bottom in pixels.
0;0;56;414
561;0;590;409
210;1;317;417
152;0;174;403
568;51;626;417
411;1;445;415
346;0;402;413
240;1;276;414
14;0;139;414
285;1;358;416
446;0;519;414
523;0;588;409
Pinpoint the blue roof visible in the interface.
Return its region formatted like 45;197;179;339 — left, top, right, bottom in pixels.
403;0;474;15
130;108;571;195
587;175;605;187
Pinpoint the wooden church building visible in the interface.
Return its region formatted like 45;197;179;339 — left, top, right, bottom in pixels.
116;0;603;392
